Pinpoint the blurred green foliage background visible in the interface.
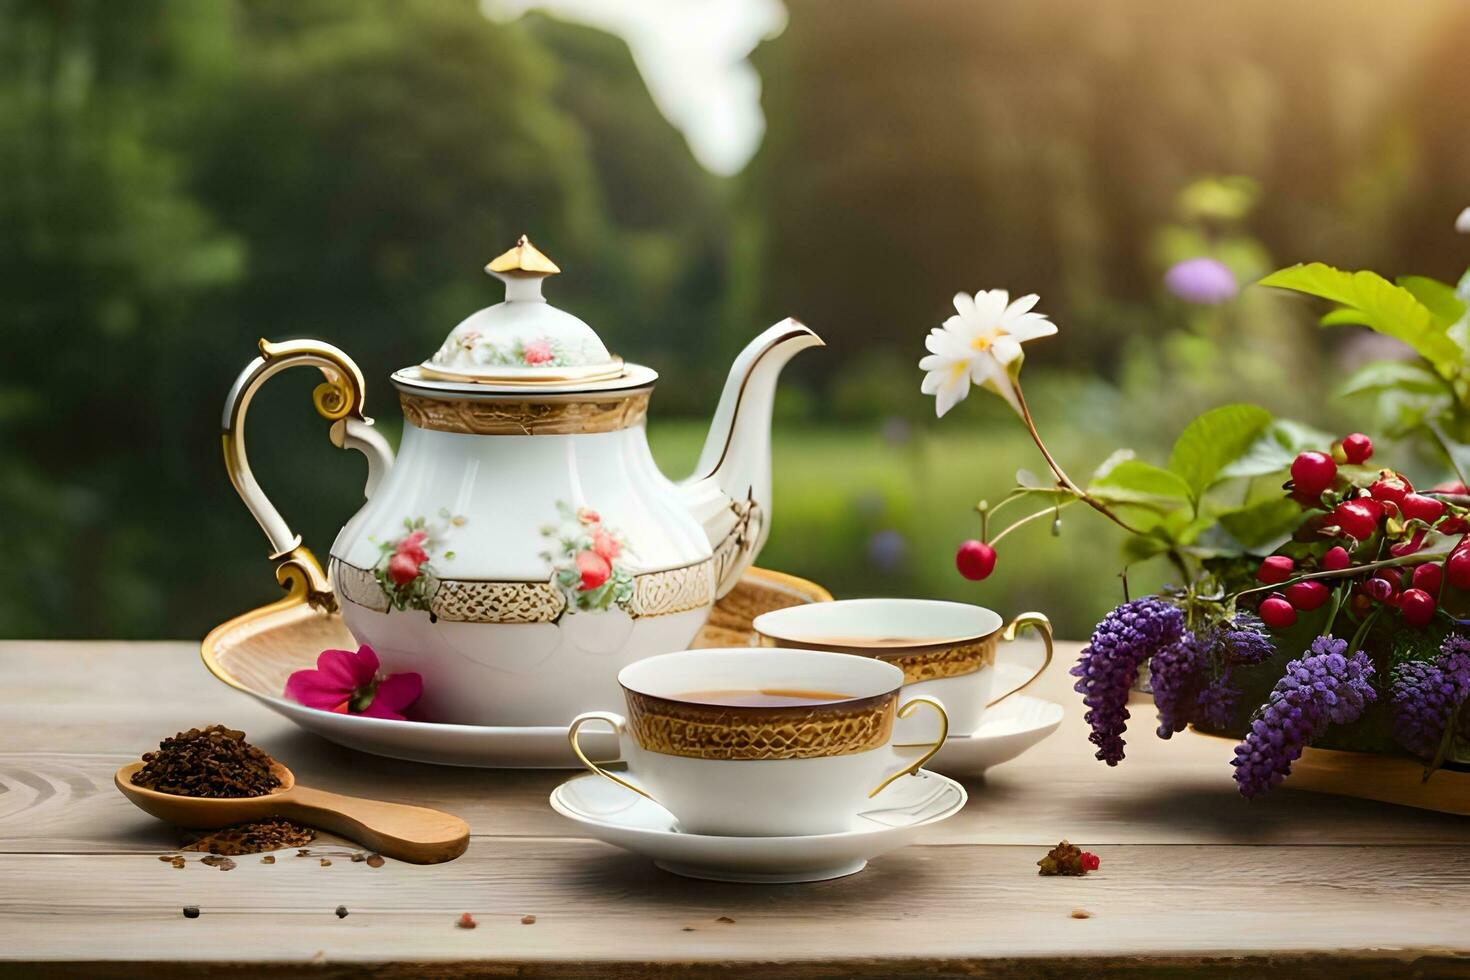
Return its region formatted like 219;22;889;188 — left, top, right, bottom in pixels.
4;0;1469;639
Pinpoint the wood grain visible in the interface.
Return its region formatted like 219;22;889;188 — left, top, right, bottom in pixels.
5;638;1470;975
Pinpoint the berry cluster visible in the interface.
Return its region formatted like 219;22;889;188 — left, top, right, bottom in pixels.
1253;432;1470;631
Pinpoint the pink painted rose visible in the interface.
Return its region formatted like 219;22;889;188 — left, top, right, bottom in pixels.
387;552;422;587
576;550;611;591
284;645;423;720
523;339;555;366
395;529;429;566
591;529;621;561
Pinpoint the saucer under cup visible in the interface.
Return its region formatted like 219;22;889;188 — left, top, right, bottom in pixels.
567;647;948;837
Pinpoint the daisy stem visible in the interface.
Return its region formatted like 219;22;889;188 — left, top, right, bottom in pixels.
1012;382;1146;536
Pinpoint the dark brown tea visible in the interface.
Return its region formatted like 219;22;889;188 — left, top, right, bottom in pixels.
675;688;853;708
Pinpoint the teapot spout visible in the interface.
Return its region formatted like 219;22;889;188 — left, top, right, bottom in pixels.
679;318;823;597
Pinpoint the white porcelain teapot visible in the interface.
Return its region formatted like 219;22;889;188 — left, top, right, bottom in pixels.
223;237;821;727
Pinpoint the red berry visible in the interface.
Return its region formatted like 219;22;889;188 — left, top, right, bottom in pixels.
1411;563;1443;596
1369;474;1412;505
1441;516;1469;535
1330;499;1383;540
1321;546;1352;571
955;540;997;581
1390;530;1428;558
1259;595;1298;629
1290;452;1337;497
1400;494;1445;524
1256;555;1294;584
1285;579;1330;611
1341;433;1373;465
1447;549;1470;590
1400;588;1437;628
1080;851;1100;872
1364;575;1397;603
1433;480;1469;495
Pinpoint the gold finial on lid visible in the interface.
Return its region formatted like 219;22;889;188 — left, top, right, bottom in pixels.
486;235;560;277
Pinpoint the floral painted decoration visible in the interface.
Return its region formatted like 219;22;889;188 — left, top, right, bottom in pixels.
372;511;464;612
541;502;634;613
284;644;423;721
431;331;592;371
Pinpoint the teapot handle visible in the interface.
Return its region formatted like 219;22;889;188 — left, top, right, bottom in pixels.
222;339;395;611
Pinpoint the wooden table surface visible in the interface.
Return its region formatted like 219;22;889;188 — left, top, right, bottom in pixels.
5;639;1470;979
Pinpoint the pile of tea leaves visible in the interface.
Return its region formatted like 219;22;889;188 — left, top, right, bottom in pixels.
181;819;316;855
131;725;281;798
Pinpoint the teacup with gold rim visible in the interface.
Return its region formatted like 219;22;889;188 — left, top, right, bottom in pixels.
567;648;948;837
752;599;1052;739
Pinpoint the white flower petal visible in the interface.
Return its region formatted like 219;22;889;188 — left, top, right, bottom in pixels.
919;353;952;373
973;289;1009;325
1004;314;1057;342
971;354;1022;414
1458;207;1470;234
952;291;977;320
1004;293;1040;319
934;369;971;417
990;336;1023;365
921;368;945;394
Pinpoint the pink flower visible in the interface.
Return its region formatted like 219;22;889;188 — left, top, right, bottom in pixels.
387;552;422;587
576;507;600;526
576;550;611;591
591;529;621;561
395;529;429;566
523;339;555;365
284;645;423;720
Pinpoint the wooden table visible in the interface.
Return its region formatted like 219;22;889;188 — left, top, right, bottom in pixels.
5;639;1470;978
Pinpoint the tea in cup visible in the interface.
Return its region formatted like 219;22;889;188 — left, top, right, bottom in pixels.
752;599;1051;739
567;647;948;837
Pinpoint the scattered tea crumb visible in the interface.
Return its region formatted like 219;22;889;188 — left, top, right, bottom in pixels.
1038;840;1099;877
158;854;178;863
366;854;385;868
350;852;366;863
170;856;187;869
297;849;312;857
715;916;735;924
681;926;695;932
261;855;275;865
335;906;349;919
182;906;200;919
521;914;536;925
200;854;237;871
457;912;477;930
320;858;332;867
131;726;281;799
1071;909;1093;919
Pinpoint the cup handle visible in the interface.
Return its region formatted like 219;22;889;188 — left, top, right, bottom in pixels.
567;711;657;804
986;611;1054;708
868;696;949;798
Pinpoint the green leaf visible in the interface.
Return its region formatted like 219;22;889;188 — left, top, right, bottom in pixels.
1337;360;1449;398
1090;460;1192;504
1166;404;1273;503
1259;263;1463;377
1218;418;1335;480
1216;497;1303;551
1397;275;1467;325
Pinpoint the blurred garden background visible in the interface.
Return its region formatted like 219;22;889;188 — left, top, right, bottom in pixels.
5;0;1470;639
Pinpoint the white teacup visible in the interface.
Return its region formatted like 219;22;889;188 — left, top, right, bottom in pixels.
567;648;948;837
752;599;1052;739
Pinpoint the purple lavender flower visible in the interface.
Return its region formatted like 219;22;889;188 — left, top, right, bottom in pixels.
1194;670;1239;730
1230;636;1377;798
1390;634;1470;760
1222;613;1274;666
1071;597;1184;765
1150;630;1211;739
1164;257;1238;304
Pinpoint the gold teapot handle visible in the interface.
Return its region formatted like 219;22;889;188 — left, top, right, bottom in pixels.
986;611;1054;708
221;339;394;610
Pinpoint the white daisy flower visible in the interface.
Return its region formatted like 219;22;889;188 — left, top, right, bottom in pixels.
1456;206;1470;234
919;289;1057;417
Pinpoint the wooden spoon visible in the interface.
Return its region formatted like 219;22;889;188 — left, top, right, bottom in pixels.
115;760;469;864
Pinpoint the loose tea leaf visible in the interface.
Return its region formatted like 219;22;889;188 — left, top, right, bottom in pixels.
200;854;237;871
457;912;477;929
365;854;385;869
131;726;281;798
182;906;200;919
181;819;315;856
521;915;536;925
335;906;349;919
1038;840;1086;876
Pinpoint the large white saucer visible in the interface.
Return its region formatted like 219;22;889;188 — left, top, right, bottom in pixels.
549;768;966;883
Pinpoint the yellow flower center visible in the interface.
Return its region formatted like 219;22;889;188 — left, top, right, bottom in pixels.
949;362;967;383
970;328;1000;351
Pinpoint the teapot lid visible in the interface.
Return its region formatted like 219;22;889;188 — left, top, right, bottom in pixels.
419;236;625;386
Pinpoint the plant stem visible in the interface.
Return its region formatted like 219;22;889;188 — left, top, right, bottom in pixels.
1012;381;1146;535
1232;545;1455;601
989;498;1079;546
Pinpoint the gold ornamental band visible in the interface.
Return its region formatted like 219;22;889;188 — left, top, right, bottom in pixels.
623;689;897;761
758;633;998;685
399;390;650;436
